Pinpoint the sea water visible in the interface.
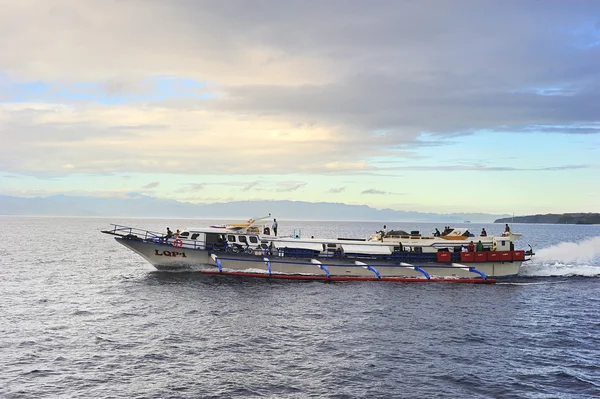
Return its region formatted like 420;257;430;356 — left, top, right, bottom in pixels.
1;216;599;398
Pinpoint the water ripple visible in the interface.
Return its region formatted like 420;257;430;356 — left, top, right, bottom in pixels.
1;217;600;398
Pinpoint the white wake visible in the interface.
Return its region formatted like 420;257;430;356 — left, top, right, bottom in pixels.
521;236;600;277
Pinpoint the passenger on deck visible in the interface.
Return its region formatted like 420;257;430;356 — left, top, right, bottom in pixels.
215;235;227;250
165;227;173;241
476;240;484;252
481;228;487;237
461;246;469;252
175;229;181;238
433;228;441;237
468;241;475;252
272;219;278;236
504;224;511;234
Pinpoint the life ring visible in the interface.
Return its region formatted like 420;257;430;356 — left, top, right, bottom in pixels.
173;238;183;248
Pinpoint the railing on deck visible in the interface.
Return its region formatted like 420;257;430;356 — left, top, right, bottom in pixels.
104;224;211;251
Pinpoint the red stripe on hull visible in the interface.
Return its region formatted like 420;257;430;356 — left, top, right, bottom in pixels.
200;270;496;284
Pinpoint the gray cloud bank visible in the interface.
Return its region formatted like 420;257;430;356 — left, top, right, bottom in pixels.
1;0;599;177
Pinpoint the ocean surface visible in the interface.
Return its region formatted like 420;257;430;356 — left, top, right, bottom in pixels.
1;216;599;399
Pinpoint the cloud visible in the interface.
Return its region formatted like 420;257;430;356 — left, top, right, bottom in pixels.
142;182;159;189
324;161;369;171
0;1;333;85
373;164;591;172
1;187;158;198
521;124;600;135
242;181;260;192
178;183;205;192
361;189;389;195
1;0;599;180
276;181;307;192
539;165;589;171
328;187;346;194
0;103;389;176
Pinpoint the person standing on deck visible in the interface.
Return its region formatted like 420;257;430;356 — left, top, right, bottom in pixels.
272;219;278;236
476;240;484;252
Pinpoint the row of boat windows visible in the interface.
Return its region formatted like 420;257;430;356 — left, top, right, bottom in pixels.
179;232;200;240
180;233;414;250
180;232;260;244
227;235;259;244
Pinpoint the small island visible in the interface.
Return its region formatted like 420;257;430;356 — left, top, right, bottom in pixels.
494;213;600;225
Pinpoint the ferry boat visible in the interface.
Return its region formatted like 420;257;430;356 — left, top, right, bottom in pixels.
101;216;533;284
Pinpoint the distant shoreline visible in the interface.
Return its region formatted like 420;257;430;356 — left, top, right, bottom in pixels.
495;213;600;225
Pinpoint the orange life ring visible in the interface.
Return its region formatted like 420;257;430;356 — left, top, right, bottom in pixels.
173;238;183;248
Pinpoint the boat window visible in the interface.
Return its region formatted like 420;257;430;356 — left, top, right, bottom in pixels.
191;233;200;240
249;236;258;244
327;244;337;248
239;236;248;243
180;232;190;237
205;233;221;245
227;235;236;242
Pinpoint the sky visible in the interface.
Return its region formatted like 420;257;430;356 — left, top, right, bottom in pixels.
1;0;599;215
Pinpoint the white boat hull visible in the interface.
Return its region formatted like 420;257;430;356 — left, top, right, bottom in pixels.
116;238;521;278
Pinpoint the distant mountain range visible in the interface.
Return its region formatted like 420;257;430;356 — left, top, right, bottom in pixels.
0;194;510;222
495;213;600;224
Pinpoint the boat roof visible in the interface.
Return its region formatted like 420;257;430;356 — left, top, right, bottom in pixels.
180;222;521;244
